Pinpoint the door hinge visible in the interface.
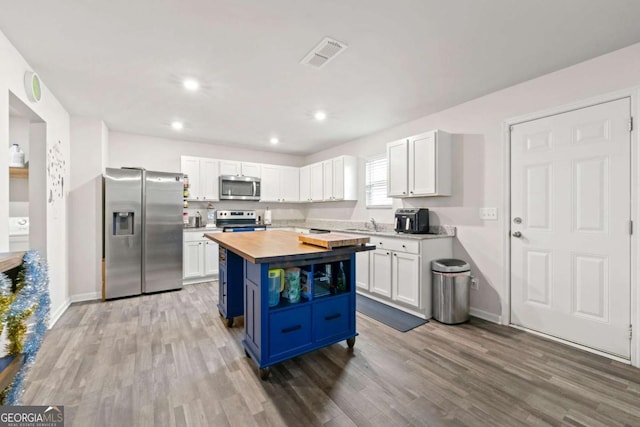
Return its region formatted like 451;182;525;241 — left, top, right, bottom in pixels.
629;325;633;340
631;220;634;235
630;117;634;132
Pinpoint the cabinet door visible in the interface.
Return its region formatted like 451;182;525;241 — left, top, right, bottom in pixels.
241;162;262;178
410;132;436;196
392;252;421;307
387;139;408;197
181;156;200;199
310;163;324;202
199;158;219;200
219;160;240;176
322;160;333;200
183;241;203;279
260;164;281;202
355;250;370;291
370;249;392;297
204;240;219;276
332;157;345;200
280;167;300;202
300;166;310;202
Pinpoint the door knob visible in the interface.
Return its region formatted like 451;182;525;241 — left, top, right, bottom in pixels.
512;231;522;238
513;217;522;224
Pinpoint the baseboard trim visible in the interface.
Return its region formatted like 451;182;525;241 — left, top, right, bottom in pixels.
469;307;502;324
48;299;71;329
510;324;631;364
183;275;218;286
69;292;101;303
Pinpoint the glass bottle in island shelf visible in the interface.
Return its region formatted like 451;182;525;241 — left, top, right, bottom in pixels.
336;262;346;293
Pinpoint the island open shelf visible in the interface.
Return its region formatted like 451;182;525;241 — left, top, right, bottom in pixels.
206;230;374;379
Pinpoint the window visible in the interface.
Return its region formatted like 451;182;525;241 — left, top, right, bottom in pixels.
365;155;392;208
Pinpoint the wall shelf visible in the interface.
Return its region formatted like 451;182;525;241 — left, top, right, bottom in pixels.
9;167;28;179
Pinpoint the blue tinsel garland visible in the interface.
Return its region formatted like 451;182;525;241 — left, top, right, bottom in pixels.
4;250;51;405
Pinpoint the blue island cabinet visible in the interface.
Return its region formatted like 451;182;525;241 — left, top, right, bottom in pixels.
217;247;244;327
242;253;357;380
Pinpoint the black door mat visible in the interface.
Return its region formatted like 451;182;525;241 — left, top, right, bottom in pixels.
356;294;428;332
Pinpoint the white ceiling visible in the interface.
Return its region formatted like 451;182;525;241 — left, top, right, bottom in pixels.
2;1;640;155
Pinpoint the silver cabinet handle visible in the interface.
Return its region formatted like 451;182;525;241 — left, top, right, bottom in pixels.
512;231;522;238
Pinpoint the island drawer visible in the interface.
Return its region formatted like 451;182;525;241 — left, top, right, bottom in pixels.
269;305;311;358
313;294;351;343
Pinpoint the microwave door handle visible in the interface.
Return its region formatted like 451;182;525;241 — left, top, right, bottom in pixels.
395;217;399;230
253;181;256;196
406;218;411;231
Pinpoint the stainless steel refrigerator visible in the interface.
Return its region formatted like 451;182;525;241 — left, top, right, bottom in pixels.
103;167;184;299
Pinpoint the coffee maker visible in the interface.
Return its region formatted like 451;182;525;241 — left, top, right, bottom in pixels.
394;208;429;234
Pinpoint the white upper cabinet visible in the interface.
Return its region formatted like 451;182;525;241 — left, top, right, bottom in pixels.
260;164;300;202
219;161;261;178
309;162;324;202
387;130;451;197
322;155;357;201
219;160;240;176
181;156;219;201
299;165;310;202
241;162;261;178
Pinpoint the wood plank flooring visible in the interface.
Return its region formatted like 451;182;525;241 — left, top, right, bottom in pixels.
21;282;640;426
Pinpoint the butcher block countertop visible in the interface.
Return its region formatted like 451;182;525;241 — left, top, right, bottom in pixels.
205;230;374;264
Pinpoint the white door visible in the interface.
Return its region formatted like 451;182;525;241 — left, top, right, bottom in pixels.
510;98;631;358
310;163;324;202
219;160;240;176
280;167;300;202
333;157;345;200
387;139;408;196
260;164;281;202
241;162;261;178
199;158;219;200
299;166;310;202
370;249;391;297
409;132;436;196
355;251;370;291
392;252;420;307
204;240;219;276
322;160;333;200
183;241;203;279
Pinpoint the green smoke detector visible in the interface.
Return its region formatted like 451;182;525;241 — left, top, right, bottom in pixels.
24;71;42;103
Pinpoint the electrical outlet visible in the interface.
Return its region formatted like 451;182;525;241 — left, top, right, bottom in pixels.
479;207;498;220
470;277;479;290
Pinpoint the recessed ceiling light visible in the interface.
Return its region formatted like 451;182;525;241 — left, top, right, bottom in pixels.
270;137;279;145
183;78;200;91
171;121;184;130
314;111;327;121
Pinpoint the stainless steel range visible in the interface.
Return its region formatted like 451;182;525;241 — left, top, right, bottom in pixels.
216;210;266;232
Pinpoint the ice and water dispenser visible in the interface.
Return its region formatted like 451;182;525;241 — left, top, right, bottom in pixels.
113;212;134;235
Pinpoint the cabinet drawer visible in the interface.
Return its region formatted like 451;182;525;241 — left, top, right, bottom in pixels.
183;230;220;242
269;306;311;358
372;236;419;254
313;295;351;343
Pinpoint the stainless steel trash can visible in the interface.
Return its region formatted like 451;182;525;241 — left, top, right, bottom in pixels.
432;259;471;324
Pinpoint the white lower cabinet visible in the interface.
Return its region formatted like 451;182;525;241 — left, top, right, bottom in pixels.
356;234;453;319
183;231;220;284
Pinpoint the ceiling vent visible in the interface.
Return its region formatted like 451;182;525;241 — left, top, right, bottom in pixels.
300;37;348;69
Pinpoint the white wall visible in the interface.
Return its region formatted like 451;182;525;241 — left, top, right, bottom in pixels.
0;29;71;325
69;118;108;300
304;42;640;320
108;132;304;171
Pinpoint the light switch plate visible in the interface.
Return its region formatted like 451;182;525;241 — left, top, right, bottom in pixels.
479;207;498;220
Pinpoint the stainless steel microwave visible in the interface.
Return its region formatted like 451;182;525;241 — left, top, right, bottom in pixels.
219;175;261;200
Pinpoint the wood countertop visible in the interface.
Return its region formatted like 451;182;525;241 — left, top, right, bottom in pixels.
0;252;25;273
205;230;374;264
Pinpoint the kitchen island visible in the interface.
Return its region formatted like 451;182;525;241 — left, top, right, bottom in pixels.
205;230;374;379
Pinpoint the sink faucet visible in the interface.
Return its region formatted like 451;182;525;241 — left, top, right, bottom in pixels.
369;218;378;232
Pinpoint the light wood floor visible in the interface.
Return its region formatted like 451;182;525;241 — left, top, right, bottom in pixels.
22;282;640;426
